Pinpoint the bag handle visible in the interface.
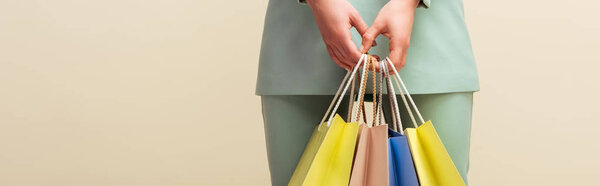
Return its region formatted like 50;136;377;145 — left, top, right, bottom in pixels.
347;73;356;121
385;78;398;131
385;57;425;126
382;61;404;133
319;54;367;129
376;58;385;126
370;57;379;126
352;55;381;127
347;74;368;124
318;70;350;127
352;55;371;124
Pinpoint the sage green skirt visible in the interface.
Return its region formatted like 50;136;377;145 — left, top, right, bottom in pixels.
261;92;473;185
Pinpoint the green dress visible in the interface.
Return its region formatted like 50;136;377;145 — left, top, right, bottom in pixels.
256;0;479;95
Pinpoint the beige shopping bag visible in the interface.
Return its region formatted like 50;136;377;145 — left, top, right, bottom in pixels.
349;56;389;186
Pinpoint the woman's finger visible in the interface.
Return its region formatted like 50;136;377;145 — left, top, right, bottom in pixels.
387;48;407;74
382;32;391;38
360;24;383;53
336;44;356;70
341;37;363;68
350;11;368;37
349;11;377;47
389;35;410;69
327;45;350;70
370;55;381;72
331;34;357;69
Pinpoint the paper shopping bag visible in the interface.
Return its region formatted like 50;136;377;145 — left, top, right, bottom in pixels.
349;124;389;186
388;128;419;186
304;114;359;185
289;115;359;186
349;55;389;186
289;54;366;186
381;56;465;186
405;121;465;186
287;121;330;185
380;56;419;186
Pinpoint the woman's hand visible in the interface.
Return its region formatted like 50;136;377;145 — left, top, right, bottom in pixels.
359;0;418;72
307;0;369;70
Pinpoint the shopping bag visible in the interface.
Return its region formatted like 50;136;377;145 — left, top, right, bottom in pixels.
388;129;419;186
302;114;359;185
404;122;465;186
382;61;419;186
349;56;389;186
350;124;388;186
288;120;330;185
385;58;466;186
288;54;367;186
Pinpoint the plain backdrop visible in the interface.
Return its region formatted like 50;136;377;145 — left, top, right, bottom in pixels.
1;0;599;185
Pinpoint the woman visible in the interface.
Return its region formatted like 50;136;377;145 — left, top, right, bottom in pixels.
256;0;479;185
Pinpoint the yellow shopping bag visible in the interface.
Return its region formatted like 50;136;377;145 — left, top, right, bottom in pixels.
289;115;359;186
303;115;359;185
288;54;367;186
384;57;466;186
405;122;465;186
287;121;330;185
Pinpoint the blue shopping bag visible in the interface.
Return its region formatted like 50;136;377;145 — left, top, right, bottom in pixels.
382;60;419;186
388;128;419;186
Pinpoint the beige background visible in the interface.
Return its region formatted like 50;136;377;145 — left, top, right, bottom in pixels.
1;0;599;185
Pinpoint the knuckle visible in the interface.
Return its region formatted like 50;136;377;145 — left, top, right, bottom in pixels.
351;10;360;17
362;33;375;41
324;40;335;46
394;60;405;68
326;50;335;56
392;37;410;47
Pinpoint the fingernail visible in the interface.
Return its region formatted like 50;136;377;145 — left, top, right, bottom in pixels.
359;46;364;52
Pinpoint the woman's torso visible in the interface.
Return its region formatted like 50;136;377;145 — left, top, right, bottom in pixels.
256;0;479;95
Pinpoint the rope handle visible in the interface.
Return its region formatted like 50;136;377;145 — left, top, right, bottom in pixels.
385;57;425;126
318;71;350;127
390;70;418;128
349;72;367;124
352;55;381;127
347;73;356;121
382;61;404;134
320;54;368;128
353;55;371;123
383;60;415;129
377;58;384;126
384;66;398;131
371;57;378;126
